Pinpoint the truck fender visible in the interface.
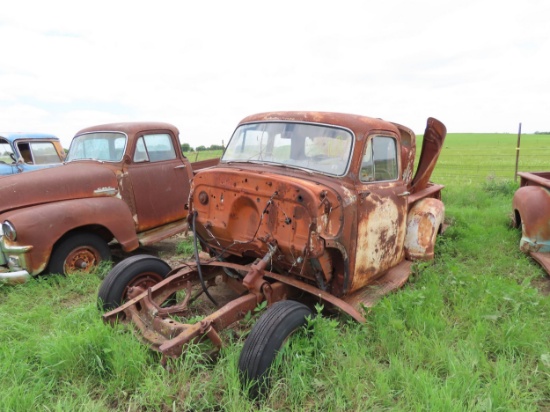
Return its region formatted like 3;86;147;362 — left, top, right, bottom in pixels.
512;185;550;253
404;198;445;261
1;197;139;274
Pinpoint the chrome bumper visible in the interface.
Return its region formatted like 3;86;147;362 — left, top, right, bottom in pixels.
0;269;31;284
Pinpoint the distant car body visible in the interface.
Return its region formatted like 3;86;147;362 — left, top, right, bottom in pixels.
0;132;65;175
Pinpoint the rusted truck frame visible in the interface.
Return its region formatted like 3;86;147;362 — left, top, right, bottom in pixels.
100;112;446;395
512;171;550;274
0;122;218;283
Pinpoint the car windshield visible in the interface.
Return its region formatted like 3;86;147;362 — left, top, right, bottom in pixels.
222;122;353;175
66;132;127;162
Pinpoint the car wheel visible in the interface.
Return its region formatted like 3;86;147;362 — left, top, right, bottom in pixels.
98;254;172;311
49;232;111;276
238;300;312;398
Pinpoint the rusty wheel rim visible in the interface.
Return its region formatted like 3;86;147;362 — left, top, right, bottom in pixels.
123;272;165;301
64;246;101;274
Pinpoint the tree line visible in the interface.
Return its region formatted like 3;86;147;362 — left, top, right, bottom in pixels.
181;143;224;152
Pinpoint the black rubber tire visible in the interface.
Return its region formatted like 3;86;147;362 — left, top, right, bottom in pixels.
48;232;111;275
238;300;313;398
98;254;172;311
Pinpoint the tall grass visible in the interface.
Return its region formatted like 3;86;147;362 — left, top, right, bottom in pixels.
1;134;549;410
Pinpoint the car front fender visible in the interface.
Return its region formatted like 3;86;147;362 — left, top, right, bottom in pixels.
0;197;139;275
404;197;445;261
512;185;550;253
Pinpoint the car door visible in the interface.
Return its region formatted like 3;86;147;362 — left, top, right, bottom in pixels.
125;131;193;232
353;134;408;290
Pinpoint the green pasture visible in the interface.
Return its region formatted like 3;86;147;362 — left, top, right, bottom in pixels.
423;132;550;183
184;149;223;162
1;134;549;411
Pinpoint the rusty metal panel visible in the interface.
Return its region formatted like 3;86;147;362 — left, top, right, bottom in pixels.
410;117;446;193
0;163;119;215
513;185;550;254
404;198;445;260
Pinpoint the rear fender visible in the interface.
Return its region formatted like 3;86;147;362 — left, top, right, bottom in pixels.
1;197;139;275
512;185;550;253
404;198;445;261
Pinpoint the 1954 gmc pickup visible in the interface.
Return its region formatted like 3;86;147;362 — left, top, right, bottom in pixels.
0;122;217;283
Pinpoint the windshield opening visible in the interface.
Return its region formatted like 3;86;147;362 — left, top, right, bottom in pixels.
66;132;127;162
222;122;353;175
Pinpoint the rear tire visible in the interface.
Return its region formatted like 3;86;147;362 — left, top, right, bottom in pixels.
49;232;111;275
98;254;172;311
238;300;312;398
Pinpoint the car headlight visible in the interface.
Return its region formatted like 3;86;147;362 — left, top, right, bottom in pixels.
1;221;16;241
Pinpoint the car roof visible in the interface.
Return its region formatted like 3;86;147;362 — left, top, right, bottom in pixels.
0;132;60;143
238;111;408;140
75;122;179;136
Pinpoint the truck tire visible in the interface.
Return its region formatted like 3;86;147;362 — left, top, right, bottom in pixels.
49;232;111;276
98;254;172;311
238;300;312;398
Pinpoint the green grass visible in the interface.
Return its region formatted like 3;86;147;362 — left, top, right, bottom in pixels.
184;149;223;163
1;134;550;410
424;132;550;182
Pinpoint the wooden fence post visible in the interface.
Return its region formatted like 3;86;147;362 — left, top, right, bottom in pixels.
515;122;522;181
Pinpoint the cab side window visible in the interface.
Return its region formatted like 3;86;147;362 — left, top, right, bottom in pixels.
360;136;398;182
0;139;15;164
133;133;176;163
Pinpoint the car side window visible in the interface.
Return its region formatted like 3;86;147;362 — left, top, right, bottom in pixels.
360;136;398;182
0;139;15;164
133;133;176;163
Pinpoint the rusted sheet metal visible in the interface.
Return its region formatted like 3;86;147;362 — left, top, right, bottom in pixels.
2;197;139;276
404;198;445;260
0;163;119;215
410;117;446;194
513;185;550;254
190;112;446;299
518;172;550;189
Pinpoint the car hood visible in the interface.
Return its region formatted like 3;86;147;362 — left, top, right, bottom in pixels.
0;162;119;215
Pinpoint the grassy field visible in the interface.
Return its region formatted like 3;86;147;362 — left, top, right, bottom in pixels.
184;149;223;163
1;134;549;411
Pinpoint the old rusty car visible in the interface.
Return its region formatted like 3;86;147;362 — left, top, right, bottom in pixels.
512;171;550;274
0;132;65;175
99;112;446;395
0;122;217;284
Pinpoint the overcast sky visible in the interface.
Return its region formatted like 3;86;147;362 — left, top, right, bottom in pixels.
1;0;548;148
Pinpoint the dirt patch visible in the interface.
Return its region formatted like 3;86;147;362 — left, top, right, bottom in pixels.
532;276;550;296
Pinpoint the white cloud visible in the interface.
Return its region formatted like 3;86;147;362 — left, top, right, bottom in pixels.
1;0;549;148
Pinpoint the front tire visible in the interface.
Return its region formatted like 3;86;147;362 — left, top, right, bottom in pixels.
49;232;111;275
98;254;172;311
238;300;312;398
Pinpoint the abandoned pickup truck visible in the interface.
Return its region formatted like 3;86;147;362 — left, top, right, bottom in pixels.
512;172;550;274
0;132;65;175
99;112;446;395
0;122;218;284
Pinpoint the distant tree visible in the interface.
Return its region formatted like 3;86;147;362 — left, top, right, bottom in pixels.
181;143;193;152
208;144;225;150
535;131;550;135
196;145;207;152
